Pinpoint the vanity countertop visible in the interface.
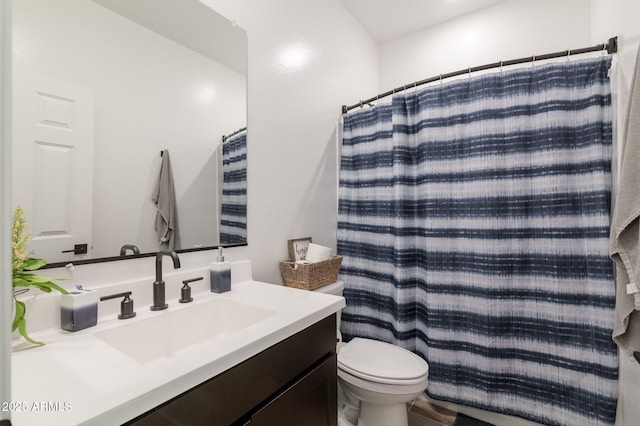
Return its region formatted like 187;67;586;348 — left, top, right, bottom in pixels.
10;276;345;425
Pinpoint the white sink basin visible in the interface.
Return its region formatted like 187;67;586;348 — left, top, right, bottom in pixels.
95;298;277;363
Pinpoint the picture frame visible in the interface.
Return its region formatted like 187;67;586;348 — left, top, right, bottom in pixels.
288;237;312;261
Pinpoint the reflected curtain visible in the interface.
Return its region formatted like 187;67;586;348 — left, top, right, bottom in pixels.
220;130;247;245
337;56;617;426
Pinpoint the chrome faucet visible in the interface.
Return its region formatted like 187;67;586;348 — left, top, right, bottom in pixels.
151;250;181;311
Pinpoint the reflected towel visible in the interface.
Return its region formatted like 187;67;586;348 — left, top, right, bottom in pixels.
152;150;178;250
611;45;640;358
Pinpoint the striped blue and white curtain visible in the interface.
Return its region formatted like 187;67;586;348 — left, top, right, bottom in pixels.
220;130;247;245
338;56;618;426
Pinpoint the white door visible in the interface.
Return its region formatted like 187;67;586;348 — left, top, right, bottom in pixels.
12;71;95;264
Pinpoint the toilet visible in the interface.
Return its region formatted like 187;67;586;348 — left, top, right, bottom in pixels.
314;281;429;426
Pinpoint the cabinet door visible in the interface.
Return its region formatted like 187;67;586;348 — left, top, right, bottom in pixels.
250;354;337;426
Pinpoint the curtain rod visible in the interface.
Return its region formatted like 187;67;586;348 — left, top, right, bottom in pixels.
341;36;618;114
222;126;247;143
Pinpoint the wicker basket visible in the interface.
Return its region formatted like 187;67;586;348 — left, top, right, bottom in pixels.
279;256;342;291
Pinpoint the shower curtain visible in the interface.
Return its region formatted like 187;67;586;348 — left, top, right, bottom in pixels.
220;130;247;245
337;57;618;426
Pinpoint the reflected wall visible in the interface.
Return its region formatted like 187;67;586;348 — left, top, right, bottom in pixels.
12;0;247;266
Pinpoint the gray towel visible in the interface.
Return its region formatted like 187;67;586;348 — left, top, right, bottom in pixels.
152;150;178;250
611;46;640;358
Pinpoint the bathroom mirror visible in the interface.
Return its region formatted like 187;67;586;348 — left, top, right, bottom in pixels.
12;0;247;267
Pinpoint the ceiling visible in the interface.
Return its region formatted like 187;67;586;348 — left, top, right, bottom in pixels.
340;0;507;43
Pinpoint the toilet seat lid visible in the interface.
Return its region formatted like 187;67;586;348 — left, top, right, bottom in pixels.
338;338;428;383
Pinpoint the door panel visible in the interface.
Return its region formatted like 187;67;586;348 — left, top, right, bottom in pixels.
13;71;94;262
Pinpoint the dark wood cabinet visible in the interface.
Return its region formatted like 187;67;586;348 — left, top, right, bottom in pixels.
126;315;337;426
249;354;336;426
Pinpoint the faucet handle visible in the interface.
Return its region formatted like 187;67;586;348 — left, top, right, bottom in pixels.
119;244;140;256
179;277;203;303
100;291;137;320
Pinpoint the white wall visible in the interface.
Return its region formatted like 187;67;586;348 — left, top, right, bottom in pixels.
592;0;640;57
202;0;379;284
13;0;246;258
378;0;591;93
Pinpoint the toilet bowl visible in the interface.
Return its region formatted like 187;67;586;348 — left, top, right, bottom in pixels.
314;281;429;426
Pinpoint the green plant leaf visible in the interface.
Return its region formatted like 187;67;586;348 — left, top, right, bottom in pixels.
15;272;53;283
12;300;25;332
31;282;68;294
11;208;53;346
12;272;69;295
42;281;68;294
12;277;32;287
23;257;46;270
12;300;44;346
16;316;44;346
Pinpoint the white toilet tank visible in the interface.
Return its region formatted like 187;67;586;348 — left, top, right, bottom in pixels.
313;280;344;334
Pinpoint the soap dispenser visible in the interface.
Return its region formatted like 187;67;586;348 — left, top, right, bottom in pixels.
210;247;231;293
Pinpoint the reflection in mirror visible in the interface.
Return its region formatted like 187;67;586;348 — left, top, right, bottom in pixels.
11;0;247;268
220;128;247;245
